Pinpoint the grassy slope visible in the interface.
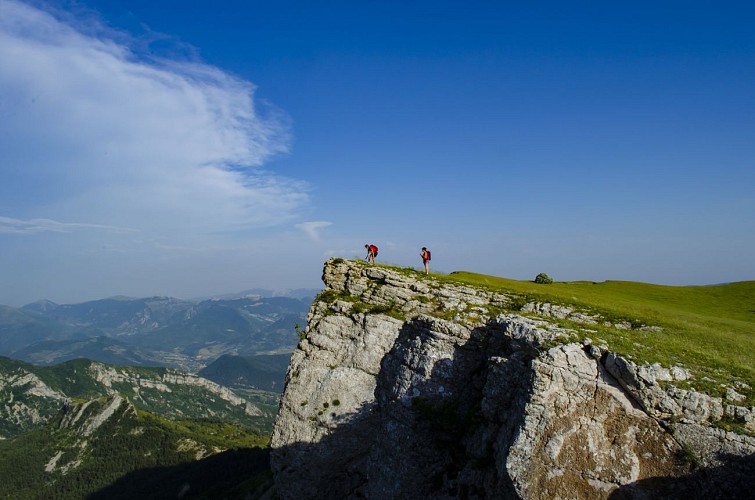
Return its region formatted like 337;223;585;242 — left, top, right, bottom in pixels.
369;262;754;404
450;272;755;402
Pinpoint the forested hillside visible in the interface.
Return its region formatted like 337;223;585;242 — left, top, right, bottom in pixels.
0;396;272;499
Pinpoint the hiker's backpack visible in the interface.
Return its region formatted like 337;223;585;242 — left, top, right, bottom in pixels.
370;245;378;256
425;250;431;261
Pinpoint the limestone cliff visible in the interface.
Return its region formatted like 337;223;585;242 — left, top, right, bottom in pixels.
270;259;754;499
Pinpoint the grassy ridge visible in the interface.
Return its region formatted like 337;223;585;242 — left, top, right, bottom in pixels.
366;261;754;404
449;272;755;403
450;273;753;373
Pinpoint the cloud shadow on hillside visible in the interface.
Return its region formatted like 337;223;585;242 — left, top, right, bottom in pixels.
88;447;272;500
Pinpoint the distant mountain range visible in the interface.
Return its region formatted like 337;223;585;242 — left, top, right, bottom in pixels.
193;287;320;301
0;290;317;373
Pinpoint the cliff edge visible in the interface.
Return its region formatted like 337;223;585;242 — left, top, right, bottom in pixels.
270;259;754;499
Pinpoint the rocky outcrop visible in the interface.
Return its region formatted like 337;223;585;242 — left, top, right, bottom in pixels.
270;259;755;499
47;395;137;474
89;363;260;416
57;394;129;437
0;366;67;436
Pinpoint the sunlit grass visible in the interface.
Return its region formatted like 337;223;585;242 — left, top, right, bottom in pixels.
352;260;755;403
450;272;754;402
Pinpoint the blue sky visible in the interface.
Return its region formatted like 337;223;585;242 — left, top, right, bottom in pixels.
1;0;753;306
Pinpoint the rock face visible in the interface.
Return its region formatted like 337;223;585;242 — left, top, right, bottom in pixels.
44;396;137;475
270;259;755;499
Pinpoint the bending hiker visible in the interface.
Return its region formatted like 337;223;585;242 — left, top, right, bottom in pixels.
365;244;378;263
421;247;431;274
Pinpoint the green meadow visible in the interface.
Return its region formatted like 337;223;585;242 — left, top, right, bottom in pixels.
448;272;755;404
363;261;754;405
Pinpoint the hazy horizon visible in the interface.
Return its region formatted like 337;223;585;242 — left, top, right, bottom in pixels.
3;284;323;308
3;268;751;309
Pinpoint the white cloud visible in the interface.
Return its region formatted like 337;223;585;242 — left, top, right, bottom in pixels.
0;0;305;238
0;215;136;234
296;221;333;242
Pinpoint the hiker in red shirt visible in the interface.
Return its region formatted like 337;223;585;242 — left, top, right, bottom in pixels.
365;244;378;263
421;247;431;274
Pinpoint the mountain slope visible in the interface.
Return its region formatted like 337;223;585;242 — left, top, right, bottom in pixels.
199;353;291;392
0;305;70;353
0;395;271;499
10;336;160;367
0;357;271;438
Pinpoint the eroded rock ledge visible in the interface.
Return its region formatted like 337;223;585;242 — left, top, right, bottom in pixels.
270;259;754;499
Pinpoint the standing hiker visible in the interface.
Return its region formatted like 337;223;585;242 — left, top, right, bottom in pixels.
421;247;431;274
365;244;378;263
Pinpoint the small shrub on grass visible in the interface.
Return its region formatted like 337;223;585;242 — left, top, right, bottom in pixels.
534;273;553;284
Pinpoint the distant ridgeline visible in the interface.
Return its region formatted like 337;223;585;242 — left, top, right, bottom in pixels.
0;292;312;372
271;258;755;499
0;356;275;499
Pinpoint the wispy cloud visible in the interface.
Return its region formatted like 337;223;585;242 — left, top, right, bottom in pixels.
0;0;306;238
0;215;136;235
296;221;333;242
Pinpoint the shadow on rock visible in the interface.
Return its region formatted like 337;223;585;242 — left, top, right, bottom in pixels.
272;316;537;499
609;452;755;500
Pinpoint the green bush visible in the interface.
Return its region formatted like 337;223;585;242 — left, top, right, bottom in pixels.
534;273;553;284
